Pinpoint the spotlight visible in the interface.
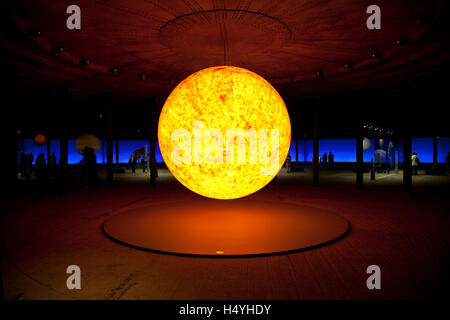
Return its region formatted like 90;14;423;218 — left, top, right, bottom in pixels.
344;63;354;70
315;70;324;78
109;67;118;74
52;46;64;53
371;52;383;59
396;37;410;45
139;73;147;80
416;17;431;25
26;28;41;37
80;58;91;66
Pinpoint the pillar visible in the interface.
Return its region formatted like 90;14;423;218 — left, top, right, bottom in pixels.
57;86;69;169
102;140;105;164
106;105;114;188
395;150;399;174
60;137;68;166
432;136;438;171
115;140;119;167
403;135;412;194
370;157;375;180
46;137;51;162
304;139;307;163
149;104;157;186
312;111;319;186
0;124;18;205
356;130;364;190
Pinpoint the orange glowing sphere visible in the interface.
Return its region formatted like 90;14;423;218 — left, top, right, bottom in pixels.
33;134;47;146
158;66;291;199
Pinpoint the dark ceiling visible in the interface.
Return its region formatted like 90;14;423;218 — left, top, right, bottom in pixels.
1;0;450;138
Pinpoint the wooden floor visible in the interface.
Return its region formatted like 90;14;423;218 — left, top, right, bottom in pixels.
1;169;449;300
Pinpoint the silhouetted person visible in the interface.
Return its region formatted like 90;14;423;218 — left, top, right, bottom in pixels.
80;147;98;188
48;152;57;176
328;152;334;169
141;156;146;173
48;152;56;167
129;153;137;174
19;150;25;177
286;154;291;173
35;153;46;182
24;152;34;181
322;152;328;167
87;148;98;187
411;152;419;175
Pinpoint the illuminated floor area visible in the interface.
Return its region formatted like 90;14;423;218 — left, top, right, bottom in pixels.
103;200;349;256
1;169;449;299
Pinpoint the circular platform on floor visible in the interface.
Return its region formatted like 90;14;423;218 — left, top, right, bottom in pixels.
103;200;350;256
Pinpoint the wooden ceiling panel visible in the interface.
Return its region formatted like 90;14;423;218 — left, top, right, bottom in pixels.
3;0;448;98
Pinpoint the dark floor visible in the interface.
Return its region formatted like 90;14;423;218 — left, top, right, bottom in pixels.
1;168;449;300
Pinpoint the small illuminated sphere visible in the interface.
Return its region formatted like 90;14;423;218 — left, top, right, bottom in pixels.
158;66;291;199
33;134;47;146
363;137;371;151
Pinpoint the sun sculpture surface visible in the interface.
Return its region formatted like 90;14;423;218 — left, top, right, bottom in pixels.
158;66;291;199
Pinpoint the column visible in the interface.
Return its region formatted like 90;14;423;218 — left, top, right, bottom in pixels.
312;111;319;186
403;135;412;194
115;140;119;167
106;105;114;188
304;139;307;163
60;137;68;167
150;104;157;186
102;139;105;164
356;133;364;190
0;124;18;205
432;136;438;171
46;137;51;162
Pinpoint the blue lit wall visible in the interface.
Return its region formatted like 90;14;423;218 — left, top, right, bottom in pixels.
412;138;433;163
19;139;164;164
20;139;46;163
288;139;375;162
412;137;450;163
117;141;164;163
437;137;450;163
19;137;450;164
288;140;314;162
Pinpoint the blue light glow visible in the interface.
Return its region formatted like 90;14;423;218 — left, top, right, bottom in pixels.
18;137;450;164
288;139;375;162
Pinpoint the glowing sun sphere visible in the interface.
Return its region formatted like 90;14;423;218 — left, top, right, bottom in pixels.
158;66;291;199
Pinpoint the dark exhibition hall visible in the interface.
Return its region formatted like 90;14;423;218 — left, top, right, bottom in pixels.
0;0;449;311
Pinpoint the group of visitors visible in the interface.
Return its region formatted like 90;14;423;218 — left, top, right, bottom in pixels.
321;152;335;168
285;151;335;173
19;150;57;181
129;153;147;174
